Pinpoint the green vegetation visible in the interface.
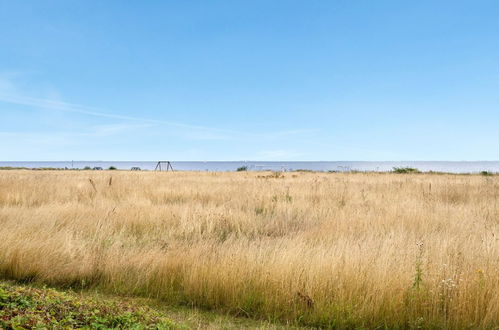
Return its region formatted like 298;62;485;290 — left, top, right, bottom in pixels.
0;281;297;329
236;166;248;171
480;170;494;176
392;167;420;174
0;281;179;329
83;166;92;170
0;166;30;170
108;166;118;170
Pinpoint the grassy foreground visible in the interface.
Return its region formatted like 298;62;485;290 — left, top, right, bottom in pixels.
0;170;498;328
0;280;178;329
0;280;297;329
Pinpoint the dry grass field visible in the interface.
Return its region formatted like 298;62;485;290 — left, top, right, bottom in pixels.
0;170;497;328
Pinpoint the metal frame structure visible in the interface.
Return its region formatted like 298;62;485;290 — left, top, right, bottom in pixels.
154;161;174;171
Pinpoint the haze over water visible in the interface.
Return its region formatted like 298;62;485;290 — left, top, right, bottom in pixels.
2;161;499;173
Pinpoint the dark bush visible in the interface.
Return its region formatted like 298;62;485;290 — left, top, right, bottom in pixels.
393;167;420;174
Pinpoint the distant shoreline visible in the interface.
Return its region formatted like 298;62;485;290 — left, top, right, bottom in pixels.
0;165;497;176
2;161;499;173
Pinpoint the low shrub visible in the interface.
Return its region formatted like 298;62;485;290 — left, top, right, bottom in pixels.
393;167;420;174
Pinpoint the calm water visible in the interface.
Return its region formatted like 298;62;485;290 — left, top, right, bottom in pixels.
1;161;499;173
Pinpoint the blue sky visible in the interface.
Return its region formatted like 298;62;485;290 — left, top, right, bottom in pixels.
1;0;498;161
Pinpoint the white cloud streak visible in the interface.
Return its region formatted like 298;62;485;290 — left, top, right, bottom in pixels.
0;93;226;131
0;93;317;140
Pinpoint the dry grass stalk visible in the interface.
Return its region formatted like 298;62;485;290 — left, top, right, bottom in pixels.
0;170;497;328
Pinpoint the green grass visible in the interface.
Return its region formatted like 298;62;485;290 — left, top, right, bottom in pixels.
0;281;303;329
0;281;180;329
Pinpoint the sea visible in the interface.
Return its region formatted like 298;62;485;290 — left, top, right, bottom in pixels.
1;161;499;173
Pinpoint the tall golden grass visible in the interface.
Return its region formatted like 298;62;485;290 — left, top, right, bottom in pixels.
0;170;497;328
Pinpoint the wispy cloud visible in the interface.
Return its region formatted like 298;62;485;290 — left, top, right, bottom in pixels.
0;123;154;142
0;93;227;132
0;75;318;143
0;92;319;140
